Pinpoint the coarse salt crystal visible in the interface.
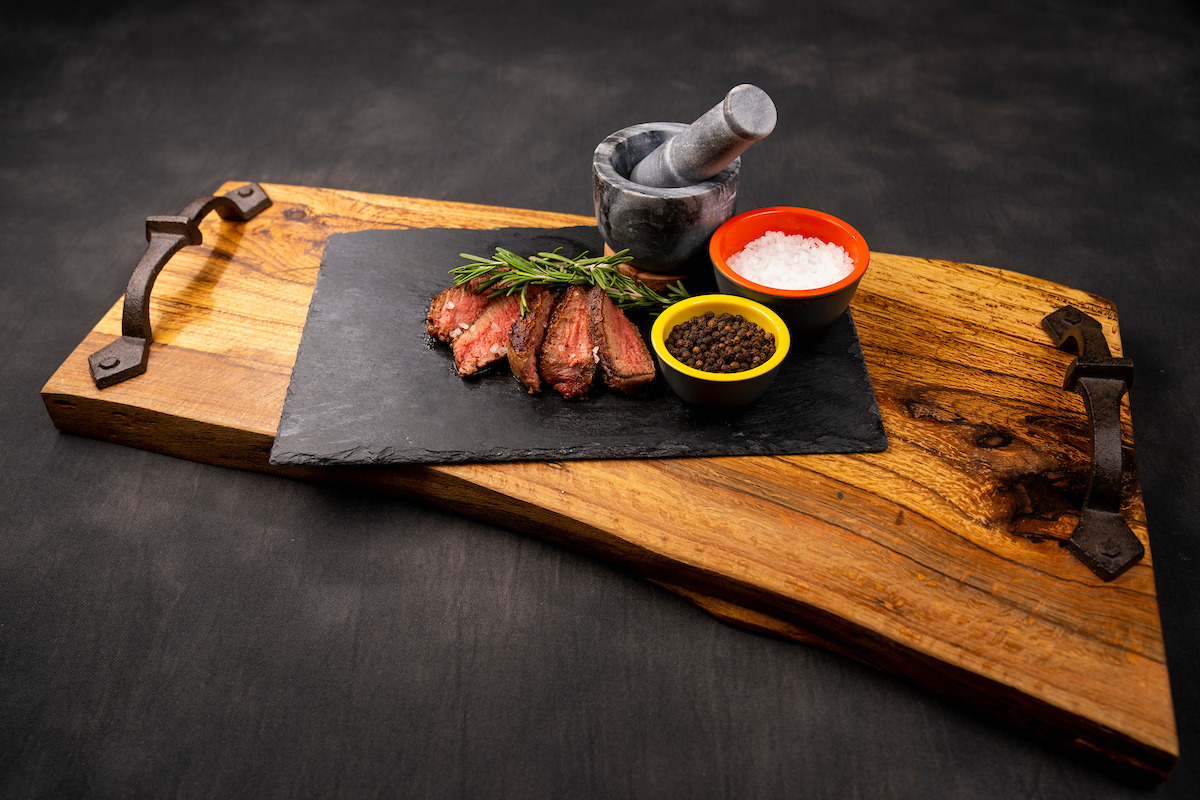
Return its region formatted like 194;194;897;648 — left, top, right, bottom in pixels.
446;299;455;309
490;322;501;333
728;230;854;290
592;345;600;364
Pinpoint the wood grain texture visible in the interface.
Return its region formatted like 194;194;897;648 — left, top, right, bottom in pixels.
41;182;1176;778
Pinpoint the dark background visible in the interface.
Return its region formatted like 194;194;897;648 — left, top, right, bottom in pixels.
3;1;1197;797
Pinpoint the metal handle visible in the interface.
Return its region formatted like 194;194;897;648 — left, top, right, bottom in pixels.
1042;305;1143;580
88;183;272;388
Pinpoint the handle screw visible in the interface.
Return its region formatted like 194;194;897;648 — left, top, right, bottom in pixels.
99;357;120;370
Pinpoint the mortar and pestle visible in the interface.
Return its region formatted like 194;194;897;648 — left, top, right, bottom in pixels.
592;84;777;281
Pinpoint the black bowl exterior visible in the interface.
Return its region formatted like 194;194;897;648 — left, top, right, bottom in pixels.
712;270;862;333
655;354;781;407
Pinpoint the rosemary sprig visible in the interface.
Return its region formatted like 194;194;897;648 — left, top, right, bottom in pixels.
450;247;690;314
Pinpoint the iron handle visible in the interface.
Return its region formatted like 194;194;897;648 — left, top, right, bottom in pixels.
1042;305;1143;580
88;183;272;389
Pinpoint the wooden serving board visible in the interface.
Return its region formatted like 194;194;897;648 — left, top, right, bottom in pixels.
41;182;1177;779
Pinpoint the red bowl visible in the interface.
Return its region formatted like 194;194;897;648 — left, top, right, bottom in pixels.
709;206;870;332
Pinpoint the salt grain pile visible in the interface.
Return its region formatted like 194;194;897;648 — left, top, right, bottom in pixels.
728;230;854;290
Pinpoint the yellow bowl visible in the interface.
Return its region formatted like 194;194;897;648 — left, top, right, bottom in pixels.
651;294;791;407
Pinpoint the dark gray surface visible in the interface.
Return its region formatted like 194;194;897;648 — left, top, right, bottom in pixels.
3;1;1198;797
269;226;885;467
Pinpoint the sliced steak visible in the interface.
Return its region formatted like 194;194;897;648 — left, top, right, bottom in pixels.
426;284;492;343
507;289;560;393
467;267;521;296
538;286;596;399
585;285;657;393
451;293;523;376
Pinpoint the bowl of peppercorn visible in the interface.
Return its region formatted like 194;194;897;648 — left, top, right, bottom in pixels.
651;294;791;407
709;206;870;333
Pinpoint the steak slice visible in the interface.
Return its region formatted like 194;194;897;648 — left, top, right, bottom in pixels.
466;267;519;296
585;286;657;393
538;286;597;399
426;285;492;343
451;293;523;376
507;289;559;393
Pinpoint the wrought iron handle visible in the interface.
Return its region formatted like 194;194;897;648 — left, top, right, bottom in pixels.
1042;305;1143;580
88;182;272;389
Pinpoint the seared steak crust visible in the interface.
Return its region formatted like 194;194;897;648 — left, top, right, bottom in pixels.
585;286;657;393
507;289;559;393
431;279;657;400
538;286;596;399
451;294;523;376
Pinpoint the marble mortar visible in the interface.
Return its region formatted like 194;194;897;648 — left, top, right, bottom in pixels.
592;122;739;274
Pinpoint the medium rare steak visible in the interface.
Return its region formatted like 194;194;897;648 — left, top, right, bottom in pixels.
466;267;516;296
585;286;657;393
538;286;596;399
452;293;523;376
426;285;492;343
507;289;559;393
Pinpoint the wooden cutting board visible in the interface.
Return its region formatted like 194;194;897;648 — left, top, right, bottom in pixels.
41;182;1177;779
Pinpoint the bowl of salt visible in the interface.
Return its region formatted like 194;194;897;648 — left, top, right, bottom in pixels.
708;206;870;333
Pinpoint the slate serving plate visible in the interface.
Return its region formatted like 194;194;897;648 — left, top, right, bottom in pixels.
269;226;887;467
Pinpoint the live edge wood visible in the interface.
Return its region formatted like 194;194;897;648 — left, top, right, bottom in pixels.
42;182;1177;779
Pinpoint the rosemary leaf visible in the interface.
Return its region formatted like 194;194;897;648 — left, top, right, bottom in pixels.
450;247;690;314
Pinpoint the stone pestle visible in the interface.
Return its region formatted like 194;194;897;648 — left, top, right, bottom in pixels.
629;84;777;189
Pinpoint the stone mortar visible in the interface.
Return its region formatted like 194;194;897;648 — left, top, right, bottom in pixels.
593;122;739;274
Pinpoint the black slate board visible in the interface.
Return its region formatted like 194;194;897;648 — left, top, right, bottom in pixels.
269;226;887;466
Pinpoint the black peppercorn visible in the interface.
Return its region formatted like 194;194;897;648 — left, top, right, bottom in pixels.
665;312;776;374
